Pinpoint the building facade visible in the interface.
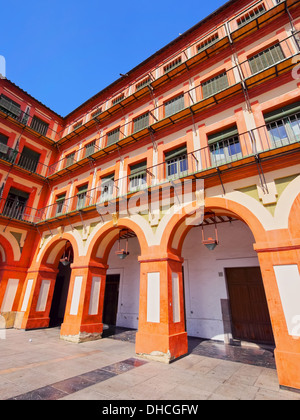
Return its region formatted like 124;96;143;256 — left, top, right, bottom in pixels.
0;0;300;391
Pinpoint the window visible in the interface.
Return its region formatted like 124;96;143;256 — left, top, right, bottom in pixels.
248;44;285;75
100;174;114;202
107;128;120;146
0;94;21;120
165;146;188;179
164;94;185;117
237;4;266;28
264;101;300;148
2;187;29;220
208;127;242;166
91;108;102;119
76;184;88;210
18;146;41;173
56;193;66;216
136;77;151;92
73;121;83;131
133;112;149;133
164;57;182;73
65;152;75;167
202;72;229;99
30;116;49;136
197;33;219;53
112;94;124;105
0;133;9;156
129;161;147;192
85;140;96;157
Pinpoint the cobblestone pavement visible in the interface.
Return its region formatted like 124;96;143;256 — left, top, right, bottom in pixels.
0;327;299;401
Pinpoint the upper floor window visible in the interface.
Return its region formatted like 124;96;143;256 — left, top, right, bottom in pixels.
237;4;266;28
91;108;102;119
85;140;96;157
202;72;229;99
76;184;89;210
164;94;185;118
2;187;30;220
248;43;285;75
100;174;115;202
73;121;83;131
112;94;125;106
164;57;182;73
65;152;75;167
0;94;21;120
133;112;149;133
165;145;188;179
55;193;66;216
136;77;151;92
264;101;300;148
197;33;219;53
208;126;242;166
18;146;41;173
129;161;147;192
107;127;120;146
30;116;49;136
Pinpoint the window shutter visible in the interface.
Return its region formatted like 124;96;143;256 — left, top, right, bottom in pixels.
249;44;285;74
202;73;229;99
107;128;120;146
133;113;149;133
165;94;185;117
208;127;238;145
264;101;300;123
165;146;187;160
130;161;147;175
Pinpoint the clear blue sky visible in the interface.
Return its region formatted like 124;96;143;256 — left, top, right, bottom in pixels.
1;0;226;117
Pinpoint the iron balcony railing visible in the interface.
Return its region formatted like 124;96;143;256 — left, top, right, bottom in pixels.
0;143;48;177
0;198;39;224
35;121;300;223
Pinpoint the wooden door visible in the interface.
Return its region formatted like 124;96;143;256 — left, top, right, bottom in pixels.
225;267;274;345
103;274;120;326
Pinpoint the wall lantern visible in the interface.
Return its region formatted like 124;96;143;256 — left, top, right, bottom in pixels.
115;229;130;260
201;217;219;251
60;240;72;266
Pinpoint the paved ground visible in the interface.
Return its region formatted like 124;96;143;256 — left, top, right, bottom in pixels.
0;327;299;401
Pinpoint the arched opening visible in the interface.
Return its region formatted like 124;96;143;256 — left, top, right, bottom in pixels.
47;240;74;328
181;210;274;347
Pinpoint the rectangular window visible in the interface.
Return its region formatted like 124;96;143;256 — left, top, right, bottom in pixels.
107;128;120;146
91;108;102;119
2;187;29;220
129;161;147;192
100;174;114;202
112;94;124;105
76;184;88;210
164;57;182;73
165;146;188;179
65;152;75;167
249;43;285;75
264;101;300;148
0;94;21;120
85;140;96;157
237;4;266;28
197;33;219;53
133;112;149;133
208;127;242;166
165;94;185;118
136;77;151;92
30;116;49;136
56;193;66;216
18;146;41;173
73;121;83;131
202;72;229;99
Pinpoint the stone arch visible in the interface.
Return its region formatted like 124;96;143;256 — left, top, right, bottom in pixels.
36;233;80;269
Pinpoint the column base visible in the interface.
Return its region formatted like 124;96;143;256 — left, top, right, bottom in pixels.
275;348;300;391
135;331;188;363
60;322;103;343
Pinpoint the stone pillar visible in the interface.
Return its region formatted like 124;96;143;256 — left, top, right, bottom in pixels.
255;244;300;391
135;253;188;363
60;261;108;343
16;266;58;330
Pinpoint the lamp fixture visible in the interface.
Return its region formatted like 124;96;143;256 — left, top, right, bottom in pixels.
115;229;130;260
60;240;72;266
201;216;219;251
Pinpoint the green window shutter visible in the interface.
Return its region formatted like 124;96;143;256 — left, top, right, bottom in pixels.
107;128;120;146
85;140;96;157
165;94;185;117
133;113;149;133
208;127;238;145
130;161;147;175
66;152;75;167
165;146;187;160
202;72;229;99
264;101;300;123
249;44;285;74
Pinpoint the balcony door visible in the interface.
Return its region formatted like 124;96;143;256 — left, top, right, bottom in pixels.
2;187;30;220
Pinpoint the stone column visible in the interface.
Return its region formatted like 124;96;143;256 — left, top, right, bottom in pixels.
60;261;108;343
135;253;188;363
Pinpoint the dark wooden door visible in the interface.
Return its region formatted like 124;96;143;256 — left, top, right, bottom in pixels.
103;274;120;326
225;267;274;345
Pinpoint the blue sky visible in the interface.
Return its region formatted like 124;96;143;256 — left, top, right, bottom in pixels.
1;0;226;116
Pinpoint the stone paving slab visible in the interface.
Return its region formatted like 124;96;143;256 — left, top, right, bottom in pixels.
0;327;300;401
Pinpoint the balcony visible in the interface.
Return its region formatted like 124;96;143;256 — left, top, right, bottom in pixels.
0;144;48;177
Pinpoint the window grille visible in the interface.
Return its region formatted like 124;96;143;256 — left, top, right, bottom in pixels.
0;94;21;119
85;140;96;157
164;57;182;73
129;161;147;192
65;152;75;167
164;94;185;117
112;94;124;105
136;77;151;91
237;4;266;27
133;112;149;133
249;43;285;75
208;127;242;166
107;128;120;146
202;72;229;99
76;184;88;210
56;193;66;216
30;116;49;136
197;33;219;53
